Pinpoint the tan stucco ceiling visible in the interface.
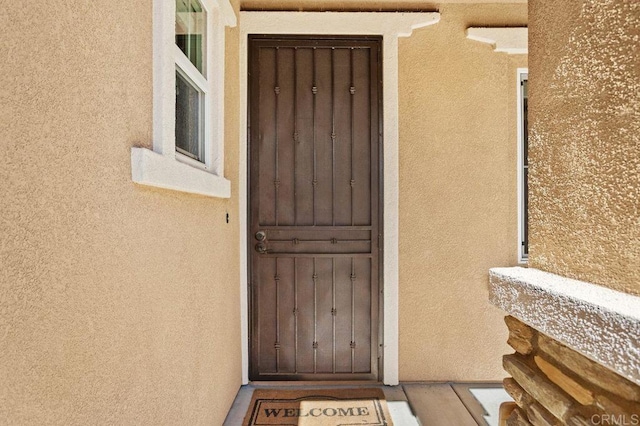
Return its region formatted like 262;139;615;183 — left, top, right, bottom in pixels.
241;0;527;12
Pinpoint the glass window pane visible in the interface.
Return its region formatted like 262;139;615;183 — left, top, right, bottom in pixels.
175;0;206;74
523;80;528;166
175;70;203;161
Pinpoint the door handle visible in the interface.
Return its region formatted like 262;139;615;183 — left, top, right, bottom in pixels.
255;242;271;254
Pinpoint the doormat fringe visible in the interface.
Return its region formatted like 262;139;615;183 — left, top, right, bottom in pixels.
242;388;394;425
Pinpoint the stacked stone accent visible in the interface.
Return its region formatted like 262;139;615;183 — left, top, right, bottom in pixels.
502;316;640;426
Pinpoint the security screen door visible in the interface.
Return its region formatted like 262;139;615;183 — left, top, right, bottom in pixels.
248;36;382;381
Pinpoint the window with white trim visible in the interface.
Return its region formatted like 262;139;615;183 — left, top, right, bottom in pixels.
130;0;236;198
518;70;529;262
175;0;207;162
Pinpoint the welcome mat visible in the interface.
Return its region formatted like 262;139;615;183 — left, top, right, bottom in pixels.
242;388;394;426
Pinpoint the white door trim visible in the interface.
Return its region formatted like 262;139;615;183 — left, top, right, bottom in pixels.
238;11;440;385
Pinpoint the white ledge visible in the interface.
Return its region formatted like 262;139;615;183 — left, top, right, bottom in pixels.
131;148;230;198
466;27;528;54
240;11;440;37
489;267;640;386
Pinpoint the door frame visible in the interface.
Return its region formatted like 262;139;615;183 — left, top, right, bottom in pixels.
238;11;441;385
248;35;383;382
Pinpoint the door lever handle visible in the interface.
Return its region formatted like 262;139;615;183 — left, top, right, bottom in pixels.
255;242;271;254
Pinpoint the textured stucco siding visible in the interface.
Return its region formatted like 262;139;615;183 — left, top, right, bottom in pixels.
237;2;527;381
528;0;640;295
1;1;534;418
0;0;242;424
397;3;527;380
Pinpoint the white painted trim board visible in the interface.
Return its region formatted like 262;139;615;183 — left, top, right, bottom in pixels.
466;27;528;54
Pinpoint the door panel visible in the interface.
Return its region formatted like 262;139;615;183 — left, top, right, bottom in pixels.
249;36;381;381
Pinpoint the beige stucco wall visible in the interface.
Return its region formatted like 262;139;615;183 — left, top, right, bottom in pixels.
240;1;527;381
0;0;241;424
397;3;527;380
528;0;640;295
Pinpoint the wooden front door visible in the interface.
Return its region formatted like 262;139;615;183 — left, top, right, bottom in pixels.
248;36;382;381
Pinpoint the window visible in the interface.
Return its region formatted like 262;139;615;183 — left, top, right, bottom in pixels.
130;0;236;198
518;69;529;262
175;69;204;161
175;0;206;162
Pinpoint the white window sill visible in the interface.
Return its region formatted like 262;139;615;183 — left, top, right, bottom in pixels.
131;147;230;198
489;266;640;386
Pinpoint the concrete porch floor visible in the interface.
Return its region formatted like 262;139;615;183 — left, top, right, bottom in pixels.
223;382;511;426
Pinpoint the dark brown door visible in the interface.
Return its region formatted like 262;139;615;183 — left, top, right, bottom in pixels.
248;36;382;381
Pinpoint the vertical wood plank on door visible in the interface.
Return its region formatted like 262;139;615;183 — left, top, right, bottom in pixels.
333;48;353;226
315;257;333;373
295;49;314;226
276;48;295;226
258;257;276;373
334;256;353;373
278;257;295;373
258;47;276;226
354;257;372;372
296;257;314;373
353;48;372;226
314;48;333;226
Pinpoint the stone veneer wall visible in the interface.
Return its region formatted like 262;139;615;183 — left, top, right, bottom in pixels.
502;316;640;425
